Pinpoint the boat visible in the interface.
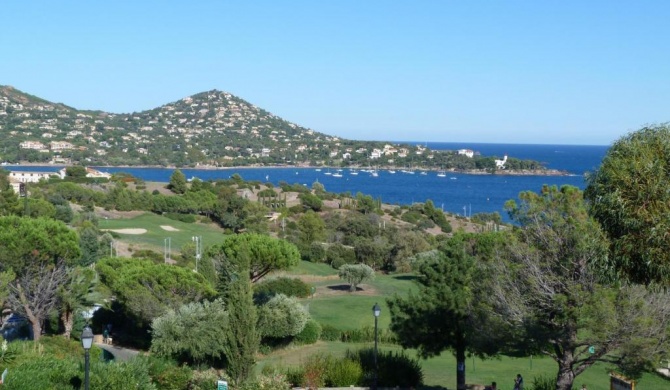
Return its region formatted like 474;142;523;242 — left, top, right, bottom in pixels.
350;169;359;175
324;169;332;176
332;172;343;178
437;170;446;177
388;170;396;174
420;171;428;176
315;168;321;172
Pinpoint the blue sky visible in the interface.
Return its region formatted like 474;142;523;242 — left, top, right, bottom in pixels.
1;1;668;145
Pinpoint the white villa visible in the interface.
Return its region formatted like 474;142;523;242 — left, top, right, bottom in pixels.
458;149;475;158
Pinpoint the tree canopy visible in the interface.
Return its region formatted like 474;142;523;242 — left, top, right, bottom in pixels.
207;233;300;283
585;124;670;285
96;257;216;325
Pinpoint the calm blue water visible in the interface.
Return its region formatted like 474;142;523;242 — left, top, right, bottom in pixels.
5;143;609;221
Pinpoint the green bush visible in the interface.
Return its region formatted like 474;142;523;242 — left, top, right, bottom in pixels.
295;319;321;344
257;294;309;338
189;368;224;390
89;358;156;390
253;277;312;303
401;211;422;224
1;356;80;390
319;324;342;341
346;348;423;388
325;358;363;387
237;372;292;390
284;366;305;387
154;365;192;390
529;375;554;390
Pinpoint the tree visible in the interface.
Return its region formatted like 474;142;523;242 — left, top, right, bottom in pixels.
257;294;309;338
495;185;670;390
8;262;68;341
65;165;87;179
58;266;100;339
168;169;187;194
208;233;300;283
388;233;504;390
0;216;81;275
299;192;323;212
0;269;15;309
297;210;326;246
150;299;228;365
78;226;100;266
222;246;259;385
96;257;216;325
585;124;670;285
338;263;374;292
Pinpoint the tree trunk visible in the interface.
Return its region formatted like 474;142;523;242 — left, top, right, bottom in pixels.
456;338;466;390
18;284;41;341
61;309;73;339
31;319;42;341
556;360;576;390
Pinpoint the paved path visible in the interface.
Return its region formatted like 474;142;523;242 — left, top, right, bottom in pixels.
95;342;140;362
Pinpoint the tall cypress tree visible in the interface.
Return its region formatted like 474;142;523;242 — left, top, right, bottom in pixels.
222;246;260;385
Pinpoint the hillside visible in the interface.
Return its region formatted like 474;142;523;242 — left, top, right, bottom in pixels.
0;85;549;172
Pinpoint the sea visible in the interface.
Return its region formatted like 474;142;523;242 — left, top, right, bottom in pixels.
4;143;609;223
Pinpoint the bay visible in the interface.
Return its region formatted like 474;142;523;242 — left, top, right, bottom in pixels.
5;143;610;222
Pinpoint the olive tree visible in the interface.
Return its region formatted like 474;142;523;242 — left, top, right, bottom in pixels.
338;263;374;292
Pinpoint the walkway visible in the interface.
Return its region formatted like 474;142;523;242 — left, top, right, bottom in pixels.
95;342;140;362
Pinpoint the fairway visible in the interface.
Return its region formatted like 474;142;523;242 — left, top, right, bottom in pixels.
98;212;226;254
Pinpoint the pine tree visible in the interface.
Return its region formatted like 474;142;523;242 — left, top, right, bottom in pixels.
169;169;188;194
222;247;260;385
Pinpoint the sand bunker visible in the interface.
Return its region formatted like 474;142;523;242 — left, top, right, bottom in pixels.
160;225;180;232
103;228;147;235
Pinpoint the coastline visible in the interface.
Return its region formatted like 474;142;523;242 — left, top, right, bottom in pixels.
4;162;574;176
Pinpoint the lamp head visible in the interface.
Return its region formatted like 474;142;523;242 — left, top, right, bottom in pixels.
373;302;381;317
81;325;94;350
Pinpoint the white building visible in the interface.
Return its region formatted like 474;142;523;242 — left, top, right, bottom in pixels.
458;149;475;158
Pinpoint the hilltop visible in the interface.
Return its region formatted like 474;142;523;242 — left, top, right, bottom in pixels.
0;85;552;173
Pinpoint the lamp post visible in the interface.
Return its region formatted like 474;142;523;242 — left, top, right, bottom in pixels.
81;325;93;390
372;302;381;390
192;236;202;272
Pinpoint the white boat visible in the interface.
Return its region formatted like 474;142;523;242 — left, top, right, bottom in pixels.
350;170;359;175
388;170;396;174
332;172;343;178
420;171;428;176
324;169;332;176
437;171;446;177
315;168;322;172
371;169;379;177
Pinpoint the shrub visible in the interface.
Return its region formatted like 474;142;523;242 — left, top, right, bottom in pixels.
154;365;192;390
257;294;309;338
190;368;224;390
254;277;312;303
346;348;423;388
295;319;321;344
238;372;292;390
325;358;363;387
319;324;342;341
529;375;554;390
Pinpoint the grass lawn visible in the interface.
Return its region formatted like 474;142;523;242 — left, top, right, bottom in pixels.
98;212;226;253
257;341;670;390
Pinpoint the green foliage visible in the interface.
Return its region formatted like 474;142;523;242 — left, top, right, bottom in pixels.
65;165;87;178
257;294;309;339
325;357;364;387
78;226;100;266
298;192;323;212
237;371;292;390
294;319;321;344
253;277;312;303
338;263;374;292
96;257;217;325
208;233;300;283
0;216;81;274
319;324;342;341
326;243;357;269
297;210;326;245
585;124;670;285
150;299;228;365
346;348;424;388
168;169;188;194
529;375;555;390
222;246;260;385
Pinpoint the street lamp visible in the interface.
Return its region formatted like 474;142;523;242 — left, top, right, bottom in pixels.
372;302;381;390
192;236;202;272
81;325;94;390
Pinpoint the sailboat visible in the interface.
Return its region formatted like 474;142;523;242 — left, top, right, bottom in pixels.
437;168;446;177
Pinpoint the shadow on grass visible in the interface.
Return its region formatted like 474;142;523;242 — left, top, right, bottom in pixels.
327;284;361;292
393;275;417;281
